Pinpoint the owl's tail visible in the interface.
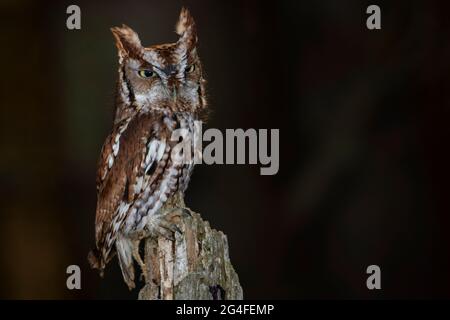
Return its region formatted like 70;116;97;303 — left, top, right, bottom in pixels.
115;237;136;290
88;242;136;290
87;247;106;278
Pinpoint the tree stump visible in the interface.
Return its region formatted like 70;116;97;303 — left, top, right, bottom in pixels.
138;203;243;300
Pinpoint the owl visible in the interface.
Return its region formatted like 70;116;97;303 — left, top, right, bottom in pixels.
88;8;207;290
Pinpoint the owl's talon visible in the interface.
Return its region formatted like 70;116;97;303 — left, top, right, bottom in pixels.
145;207;191;242
176;207;191;217
151;219;182;241
162;207;191;218
154;225;176;241
159;230;175;241
180;208;191;217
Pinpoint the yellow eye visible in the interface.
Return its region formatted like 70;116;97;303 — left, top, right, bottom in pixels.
185;64;196;73
138;69;155;78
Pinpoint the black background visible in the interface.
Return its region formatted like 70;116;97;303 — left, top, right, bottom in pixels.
0;0;449;299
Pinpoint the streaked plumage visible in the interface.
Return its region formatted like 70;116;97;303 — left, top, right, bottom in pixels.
88;8;207;289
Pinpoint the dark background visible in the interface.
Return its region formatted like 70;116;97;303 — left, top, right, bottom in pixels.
0;0;449;299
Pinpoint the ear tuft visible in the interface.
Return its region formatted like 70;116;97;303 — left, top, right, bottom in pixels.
110;24;142;59
175;7;195;36
175;7;197;51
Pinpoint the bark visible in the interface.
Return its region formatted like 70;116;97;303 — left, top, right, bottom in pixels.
138;205;243;300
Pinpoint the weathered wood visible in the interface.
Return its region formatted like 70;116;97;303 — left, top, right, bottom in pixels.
138;205;243;300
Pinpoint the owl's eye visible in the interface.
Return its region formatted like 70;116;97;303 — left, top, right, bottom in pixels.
185;64;196;73
138;69;155;78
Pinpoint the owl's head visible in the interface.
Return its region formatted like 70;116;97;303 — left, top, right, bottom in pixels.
111;8;206;117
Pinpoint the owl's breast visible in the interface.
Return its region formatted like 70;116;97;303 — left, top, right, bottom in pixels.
121;112;197;235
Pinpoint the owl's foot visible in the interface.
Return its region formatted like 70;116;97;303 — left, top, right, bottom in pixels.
146;207;190;241
164;206;192;218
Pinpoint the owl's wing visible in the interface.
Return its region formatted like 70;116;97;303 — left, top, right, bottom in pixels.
94;113;170;253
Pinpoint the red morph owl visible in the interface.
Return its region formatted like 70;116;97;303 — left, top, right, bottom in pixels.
88;8;207;289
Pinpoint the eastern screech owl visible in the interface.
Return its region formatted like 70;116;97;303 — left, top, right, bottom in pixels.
88;8;207;289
